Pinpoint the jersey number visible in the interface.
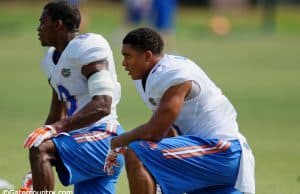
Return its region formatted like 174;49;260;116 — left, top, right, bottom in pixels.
57;85;77;116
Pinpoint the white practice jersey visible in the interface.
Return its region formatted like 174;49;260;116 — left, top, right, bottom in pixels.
41;33;121;129
134;54;240;140
135;55;255;193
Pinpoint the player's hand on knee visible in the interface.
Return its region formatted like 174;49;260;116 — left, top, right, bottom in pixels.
24;125;57;148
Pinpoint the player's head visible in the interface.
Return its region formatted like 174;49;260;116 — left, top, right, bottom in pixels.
121;27;164;80
123;27;164;54
37;1;81;46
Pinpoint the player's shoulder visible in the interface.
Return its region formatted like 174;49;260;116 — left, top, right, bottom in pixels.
152;55;191;77
149;55;192;85
72;33;108;45
66;33;110;55
146;55;192;97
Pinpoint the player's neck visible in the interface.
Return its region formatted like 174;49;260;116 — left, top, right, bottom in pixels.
143;53;164;82
55;32;79;52
152;53;164;66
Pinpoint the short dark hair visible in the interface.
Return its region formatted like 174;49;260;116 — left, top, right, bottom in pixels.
123;27;164;54
44;1;81;32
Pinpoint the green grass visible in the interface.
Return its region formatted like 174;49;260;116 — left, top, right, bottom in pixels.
0;2;300;194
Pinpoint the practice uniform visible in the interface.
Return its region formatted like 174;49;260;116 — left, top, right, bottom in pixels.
130;55;255;194
41;33;124;194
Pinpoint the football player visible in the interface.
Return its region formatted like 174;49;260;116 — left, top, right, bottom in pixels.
106;27;255;194
22;2;124;193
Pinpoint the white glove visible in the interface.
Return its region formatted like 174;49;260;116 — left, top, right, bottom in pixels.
24;125;57;148
104;147;126;175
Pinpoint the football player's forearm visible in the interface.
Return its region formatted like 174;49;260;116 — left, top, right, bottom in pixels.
45;105;66;125
129;122;169;142
46;88;67;125
52;112;101;133
110;123;168;149
52;97;111;133
45;115;60;125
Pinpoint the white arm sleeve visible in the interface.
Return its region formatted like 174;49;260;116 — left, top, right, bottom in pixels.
88;70;114;97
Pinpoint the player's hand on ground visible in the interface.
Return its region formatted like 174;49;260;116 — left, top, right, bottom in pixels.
24;125;57;148
104;147;126;175
19;171;32;191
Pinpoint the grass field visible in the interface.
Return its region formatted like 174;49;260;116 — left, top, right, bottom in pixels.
0;1;300;194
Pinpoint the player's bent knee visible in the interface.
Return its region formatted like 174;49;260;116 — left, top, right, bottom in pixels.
125;148;155;188
125;148;143;169
125;148;153;178
29;140;56;162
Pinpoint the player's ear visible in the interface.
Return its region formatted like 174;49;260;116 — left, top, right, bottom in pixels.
144;50;153;63
54;19;63;31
